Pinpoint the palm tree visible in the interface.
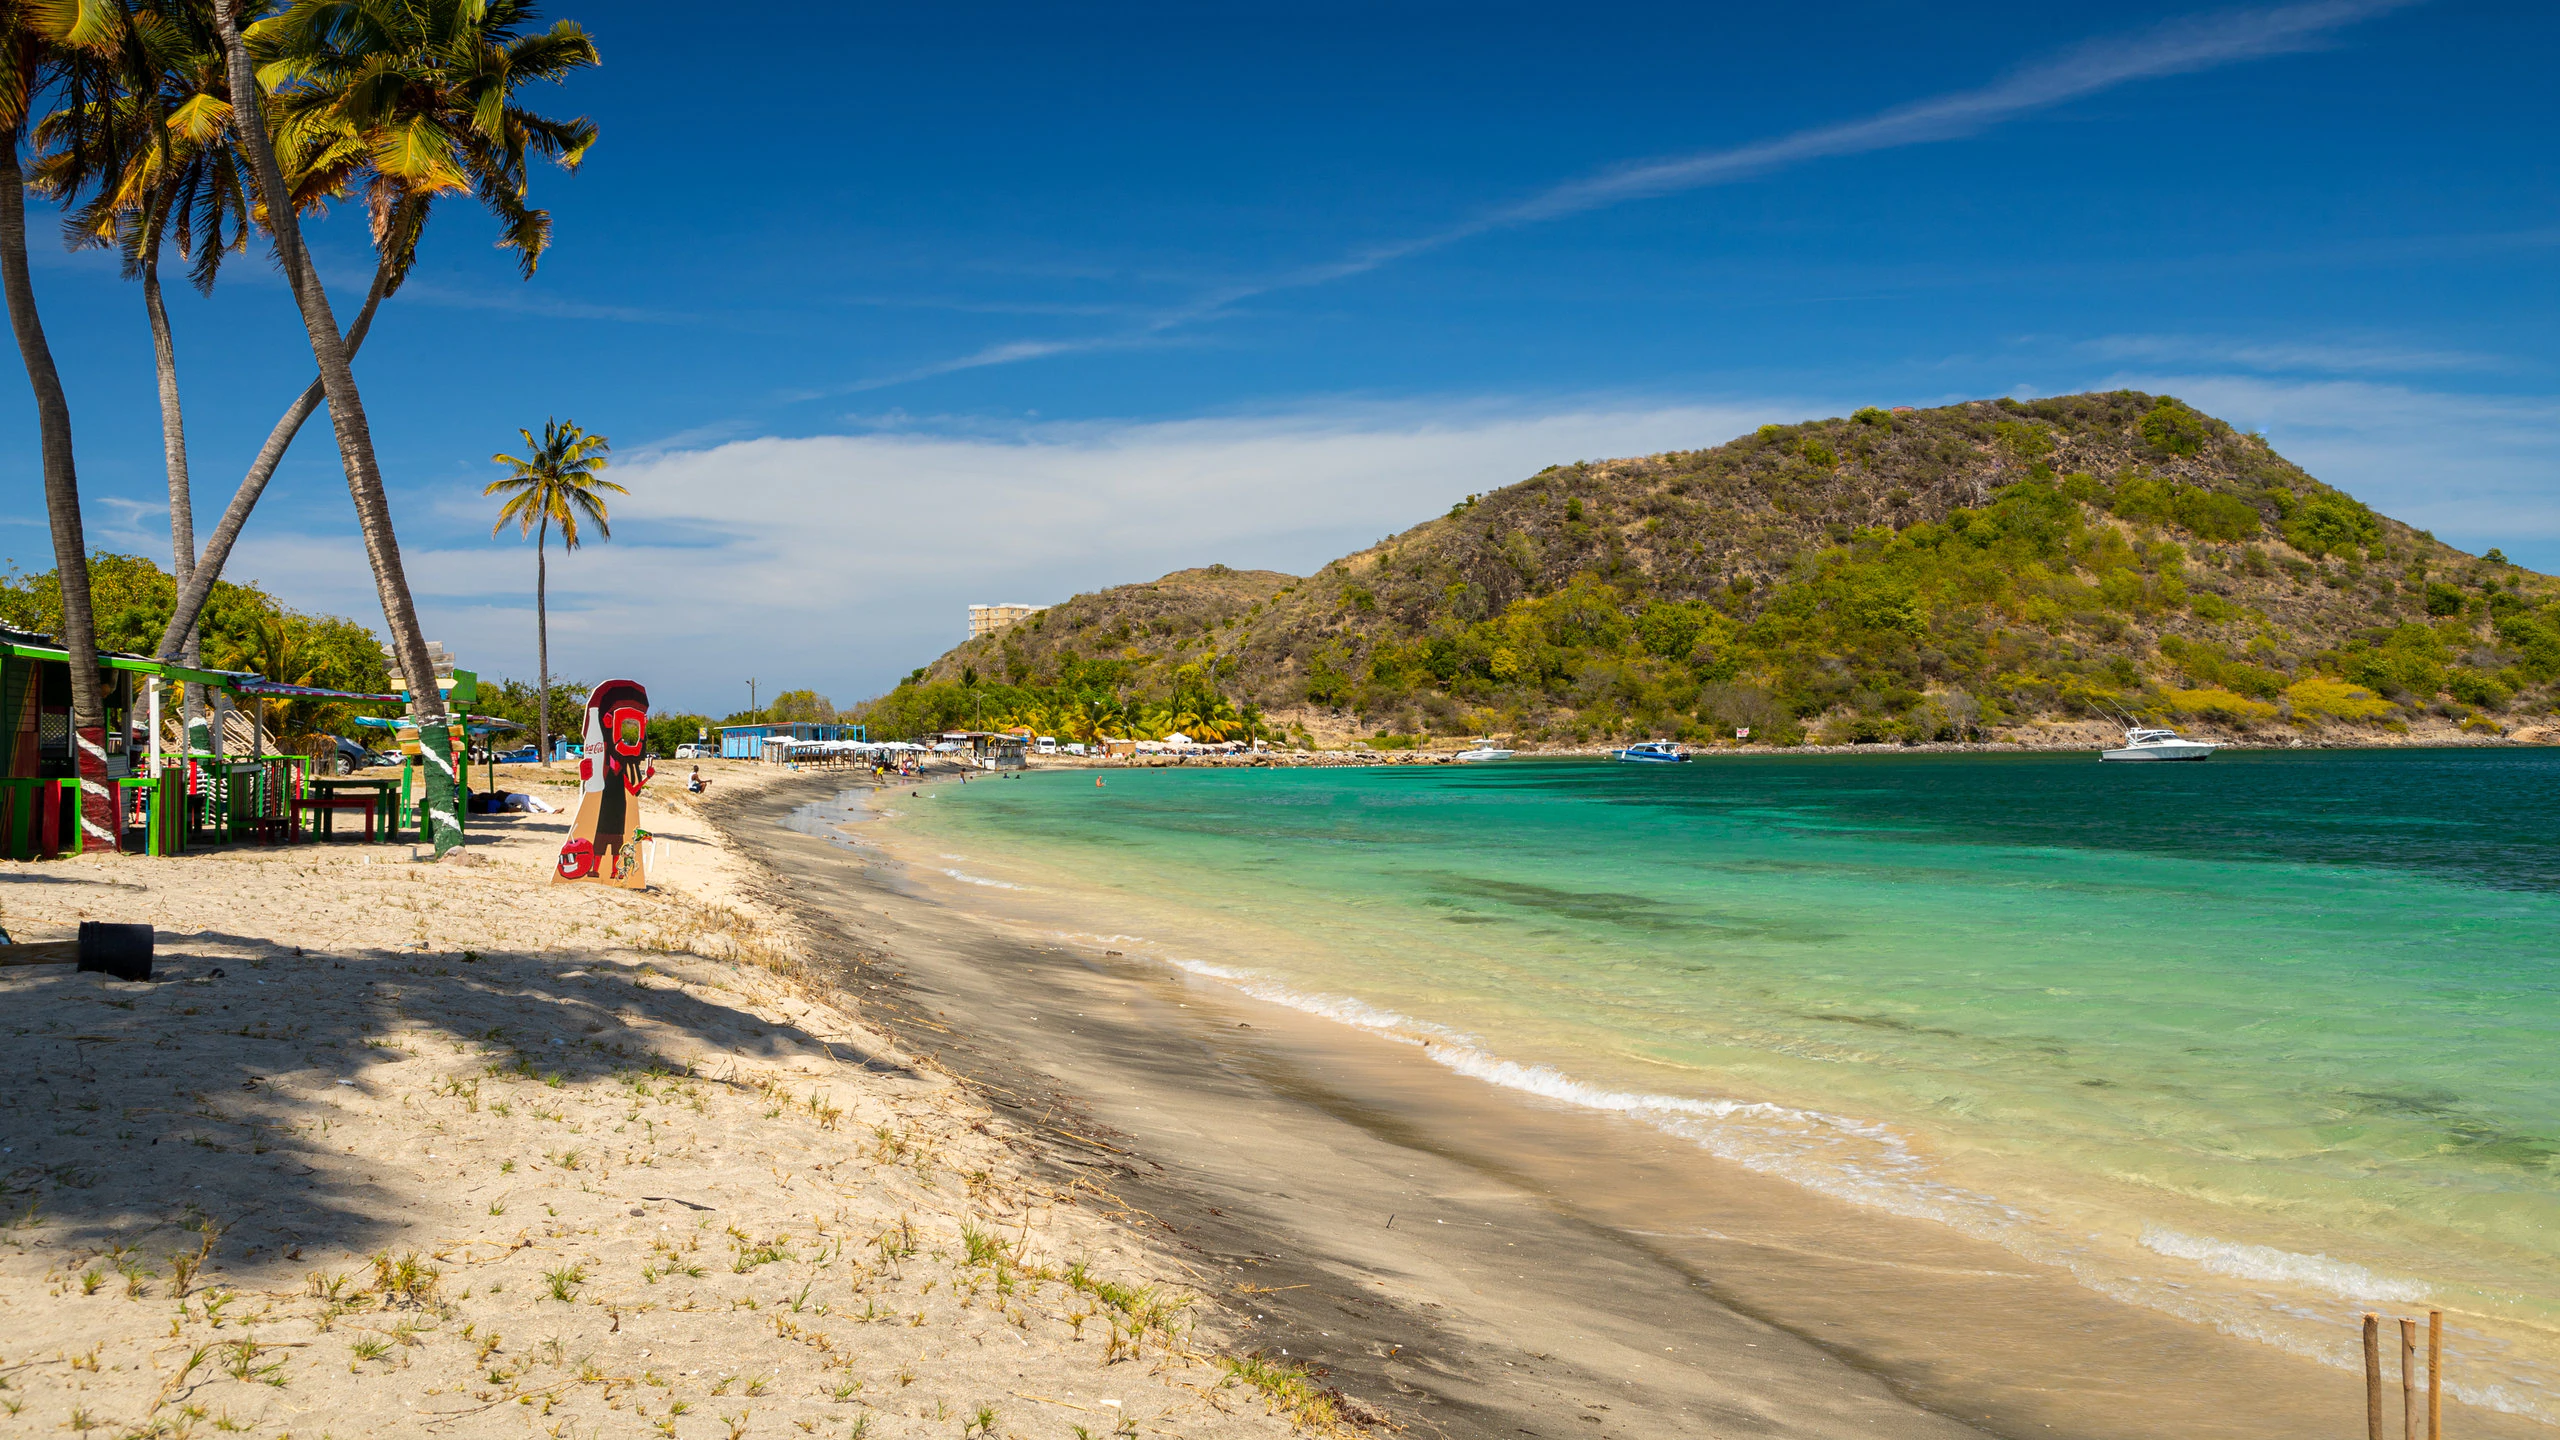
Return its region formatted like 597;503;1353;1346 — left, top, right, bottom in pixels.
209;0;465;850
154;0;598;682
0;0;122;796
34;1;267;741
213;609;347;745
485;419;619;765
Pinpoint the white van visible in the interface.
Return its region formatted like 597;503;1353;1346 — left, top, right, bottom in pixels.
1035;736;1058;754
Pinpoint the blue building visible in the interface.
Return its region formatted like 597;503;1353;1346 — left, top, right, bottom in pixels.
716;721;865;759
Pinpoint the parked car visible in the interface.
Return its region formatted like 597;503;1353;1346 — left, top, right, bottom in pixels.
674;743;709;759
495;745;539;764
1034;736;1058;754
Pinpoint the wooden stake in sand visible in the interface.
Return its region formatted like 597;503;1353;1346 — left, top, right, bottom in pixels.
2429;1309;2444;1440
2402;1318;2420;1440
2366;1313;2385;1440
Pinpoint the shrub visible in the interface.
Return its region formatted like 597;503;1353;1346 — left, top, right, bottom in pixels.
2424;582;2466;617
1853;406;1891;426
1993;421;2054;461
2139;398;2211;456
2282;492;2383;557
2103;476;2259;543
2445;668;2512;711
2162;687;2278;723
2286;676;2396;721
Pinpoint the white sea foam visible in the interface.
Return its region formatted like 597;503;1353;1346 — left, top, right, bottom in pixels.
939;869;1026;890
2139;1226;2432;1304
1034;927;2560;1421
1144;945;2016;1232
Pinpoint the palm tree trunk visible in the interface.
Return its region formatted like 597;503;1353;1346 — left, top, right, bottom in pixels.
535;513;550;764
211;0;459;852
154;246;396;665
140;192;208;745
0;119;111;849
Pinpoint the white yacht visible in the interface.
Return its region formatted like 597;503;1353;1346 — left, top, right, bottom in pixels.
2101;725;2218;762
1454;743;1515;762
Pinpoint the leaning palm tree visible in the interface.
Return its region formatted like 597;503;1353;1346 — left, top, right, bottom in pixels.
154;0;598;687
0;0;124;816
208;0;469;850
486;419;619;765
34;0;270;744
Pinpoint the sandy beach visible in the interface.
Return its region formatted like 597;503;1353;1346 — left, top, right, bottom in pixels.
0;762;1312;1440
7;759;2544;1440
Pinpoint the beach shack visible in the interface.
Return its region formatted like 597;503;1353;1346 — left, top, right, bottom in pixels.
718;721;865;759
933;730;1029;770
0;622;281;857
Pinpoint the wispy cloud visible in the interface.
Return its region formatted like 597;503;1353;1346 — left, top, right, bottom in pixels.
831;294;1157;319
393;279;696;326
2086;333;2503;374
1479;0;2413;228
830;0;2419;392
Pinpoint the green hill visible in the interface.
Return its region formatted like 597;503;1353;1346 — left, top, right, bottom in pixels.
864;390;2557;747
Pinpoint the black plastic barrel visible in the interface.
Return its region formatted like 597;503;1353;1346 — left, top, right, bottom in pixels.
77;922;153;982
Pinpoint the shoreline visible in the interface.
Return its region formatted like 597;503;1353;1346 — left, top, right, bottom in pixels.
722;769;2552;1440
714;771;1986;1440
999;728;2555;771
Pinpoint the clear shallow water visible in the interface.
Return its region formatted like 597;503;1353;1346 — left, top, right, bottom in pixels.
884;751;2560;1419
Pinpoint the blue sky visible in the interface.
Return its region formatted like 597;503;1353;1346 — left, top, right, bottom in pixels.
4;0;2555;712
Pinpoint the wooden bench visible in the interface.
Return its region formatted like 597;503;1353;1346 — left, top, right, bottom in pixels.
298;792;379;842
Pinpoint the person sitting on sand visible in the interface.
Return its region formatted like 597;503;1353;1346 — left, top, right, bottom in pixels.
468;789;555;814
686;766;709;794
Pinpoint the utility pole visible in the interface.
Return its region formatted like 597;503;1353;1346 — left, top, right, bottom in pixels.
747;678;756;717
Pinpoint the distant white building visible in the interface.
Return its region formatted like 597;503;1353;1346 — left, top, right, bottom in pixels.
969;603;1047;639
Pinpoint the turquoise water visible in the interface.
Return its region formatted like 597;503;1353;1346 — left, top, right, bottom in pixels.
885;751;2560;1417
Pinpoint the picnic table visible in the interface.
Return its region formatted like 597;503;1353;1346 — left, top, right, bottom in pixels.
302;776;400;842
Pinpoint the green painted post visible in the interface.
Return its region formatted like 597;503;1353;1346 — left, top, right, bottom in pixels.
417;720;464;856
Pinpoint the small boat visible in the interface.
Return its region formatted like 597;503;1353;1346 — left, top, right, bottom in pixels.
1454;746;1514;762
1612;740;1690;764
2100;725;2217;762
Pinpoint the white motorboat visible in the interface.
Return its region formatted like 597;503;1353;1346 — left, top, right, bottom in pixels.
1612;740;1690;764
2100;725;2218;762
1454;745;1515;762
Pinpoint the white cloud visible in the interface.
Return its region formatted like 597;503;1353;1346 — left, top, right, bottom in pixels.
356;397;1810;712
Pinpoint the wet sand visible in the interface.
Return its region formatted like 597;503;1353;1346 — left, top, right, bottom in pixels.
721;774;2547;1440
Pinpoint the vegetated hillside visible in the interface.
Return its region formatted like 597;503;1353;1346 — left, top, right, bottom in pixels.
878;391;2559;747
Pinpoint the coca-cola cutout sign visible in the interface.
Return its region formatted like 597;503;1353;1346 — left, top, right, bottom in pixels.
554;678;655;887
